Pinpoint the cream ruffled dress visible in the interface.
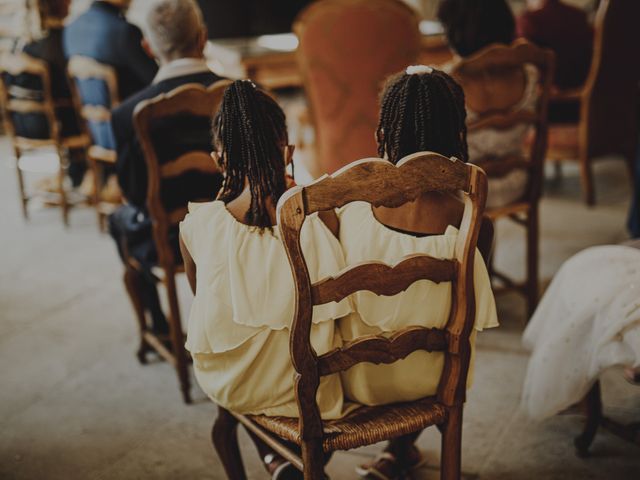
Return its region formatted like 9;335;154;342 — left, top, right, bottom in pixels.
180;200;354;419
337;202;499;406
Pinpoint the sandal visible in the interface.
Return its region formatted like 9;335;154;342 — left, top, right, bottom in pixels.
355;447;426;480
264;453;303;480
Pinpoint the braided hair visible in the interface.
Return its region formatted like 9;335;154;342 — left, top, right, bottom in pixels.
376;68;468;164
213;80;288;231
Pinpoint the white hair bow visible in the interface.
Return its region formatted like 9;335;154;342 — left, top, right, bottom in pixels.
405;65;433;75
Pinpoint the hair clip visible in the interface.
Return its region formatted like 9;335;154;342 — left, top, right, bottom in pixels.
405;65;433;75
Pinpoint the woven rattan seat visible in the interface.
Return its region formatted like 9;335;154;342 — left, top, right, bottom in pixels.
249;397;447;452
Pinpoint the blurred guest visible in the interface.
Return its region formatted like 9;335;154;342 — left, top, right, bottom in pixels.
63;0;158;101
3;0;86;186
522;244;640;420
109;0;223;335
517;0;593;90
438;0;537;208
628;135;640;237
437;0;515;58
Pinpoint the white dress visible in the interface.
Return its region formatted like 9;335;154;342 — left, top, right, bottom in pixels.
337;202;499;406
522;245;640;420
179;200;354;419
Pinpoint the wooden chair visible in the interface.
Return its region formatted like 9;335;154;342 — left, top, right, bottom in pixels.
213;152;488;479
294;0;421;174
450;40;555;318
546;0;640;205
131;80;231;404
67;55;121;230
0;51;89;225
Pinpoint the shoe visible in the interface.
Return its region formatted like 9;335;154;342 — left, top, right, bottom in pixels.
35;175;60;193
78;169;95;198
100;174;122;204
355;447;425;480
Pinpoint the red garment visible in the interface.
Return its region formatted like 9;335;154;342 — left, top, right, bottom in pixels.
517;0;593;89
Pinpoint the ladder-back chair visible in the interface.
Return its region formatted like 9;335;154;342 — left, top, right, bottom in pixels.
547;0;640;205
132;80;230;404
450;40;554;318
293;0;421;174
0;51;89;225
213;152;488;479
67;55;120;230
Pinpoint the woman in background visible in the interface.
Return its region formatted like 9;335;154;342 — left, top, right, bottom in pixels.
438;0;539;208
180;80;352;479
339;67;499;480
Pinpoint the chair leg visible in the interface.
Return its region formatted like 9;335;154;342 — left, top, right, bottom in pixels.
123;267;150;364
15;155;28;220
440;405;463;480
579;154;595;206
301;439;326;479
57;149;69;227
90;158;105;231
525;208;539;319
574;381;602;458
165;272;191;404
212;407;247;480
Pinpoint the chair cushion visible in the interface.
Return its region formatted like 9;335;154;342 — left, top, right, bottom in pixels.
248;396;447;452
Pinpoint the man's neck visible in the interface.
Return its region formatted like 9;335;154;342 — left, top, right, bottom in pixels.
159;54;204;66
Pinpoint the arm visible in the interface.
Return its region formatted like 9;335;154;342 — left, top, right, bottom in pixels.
180;233;197;294
112;102;148;208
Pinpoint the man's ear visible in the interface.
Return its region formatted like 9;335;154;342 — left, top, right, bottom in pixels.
141;38;154;60
198;27;208;52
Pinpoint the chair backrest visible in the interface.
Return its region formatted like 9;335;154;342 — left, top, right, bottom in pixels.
67;55;119;150
450;40;555;203
294;0;421;174
133;80;231;267
0;51;60;147
581;0;640;161
277;152;487;440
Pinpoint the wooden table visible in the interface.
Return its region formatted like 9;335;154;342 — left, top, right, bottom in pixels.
206;21;453;90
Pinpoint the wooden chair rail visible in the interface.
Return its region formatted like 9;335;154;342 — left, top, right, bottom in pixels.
454;39;555;75
311;255;457;305
159;151;220;179
467;110;539;130
6;99;48;114
318;326;448;376
301;153;471;214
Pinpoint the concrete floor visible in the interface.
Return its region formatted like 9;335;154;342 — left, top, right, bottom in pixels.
1;135;639;479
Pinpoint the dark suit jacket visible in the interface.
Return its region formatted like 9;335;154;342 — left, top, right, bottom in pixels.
3;28;81;139
517;0;593;89
63;1;158;100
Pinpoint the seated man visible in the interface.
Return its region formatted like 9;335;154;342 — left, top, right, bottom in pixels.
63;0;158;152
4;0;86;186
109;0;224;334
63;0;158;102
517;0;593;90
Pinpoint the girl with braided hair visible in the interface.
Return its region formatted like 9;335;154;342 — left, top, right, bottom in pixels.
337;67;498;480
179;80;353;478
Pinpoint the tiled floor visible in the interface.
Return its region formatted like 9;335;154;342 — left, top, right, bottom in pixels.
1;135;638;479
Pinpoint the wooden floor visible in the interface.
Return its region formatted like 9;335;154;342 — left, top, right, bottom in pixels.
1;136;639;479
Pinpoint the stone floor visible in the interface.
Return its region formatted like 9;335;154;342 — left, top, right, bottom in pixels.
1;135;639;479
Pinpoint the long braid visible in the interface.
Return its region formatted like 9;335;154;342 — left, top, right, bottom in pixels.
376;68;468;164
213;80;288;232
